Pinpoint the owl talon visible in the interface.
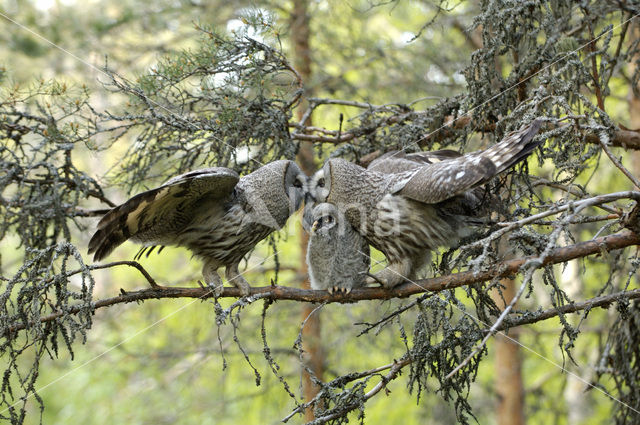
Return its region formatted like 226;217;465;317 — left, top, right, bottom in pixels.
202;280;224;297
230;278;251;297
364;272;386;287
328;286;351;295
230;277;251;297
212;284;225;298
225;264;252;297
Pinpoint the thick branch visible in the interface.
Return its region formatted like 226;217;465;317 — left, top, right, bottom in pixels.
585;128;640;150
4;231;639;337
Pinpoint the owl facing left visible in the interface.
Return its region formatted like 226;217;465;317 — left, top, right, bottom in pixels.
88;160;306;295
307;119;543;288
306;203;370;294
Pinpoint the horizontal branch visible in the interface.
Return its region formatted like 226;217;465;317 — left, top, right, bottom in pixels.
499;287;640;330
588;128;640;150
292;112;640;150
3;231;639;337
292;132;356;143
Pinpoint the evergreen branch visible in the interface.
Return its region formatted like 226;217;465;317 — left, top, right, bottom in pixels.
3;231;639;338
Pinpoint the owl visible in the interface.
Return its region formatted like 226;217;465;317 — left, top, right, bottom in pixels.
308;119;543;288
88;160;307;295
306;203;370;294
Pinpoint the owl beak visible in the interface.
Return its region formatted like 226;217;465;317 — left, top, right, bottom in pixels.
311;219;320;233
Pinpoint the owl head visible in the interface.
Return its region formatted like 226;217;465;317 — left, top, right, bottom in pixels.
283;160;307;213
308;162;332;203
240;160;307;229
310;203;340;236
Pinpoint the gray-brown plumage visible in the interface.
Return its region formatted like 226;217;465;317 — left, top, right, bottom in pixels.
308;119;543;288
306;203;370;294
367;149;462;174
89;160;306;295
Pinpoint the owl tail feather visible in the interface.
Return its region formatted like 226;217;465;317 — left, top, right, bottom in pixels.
88;184;167;261
485;119;544;173
87;203;138;261
88;222;130;262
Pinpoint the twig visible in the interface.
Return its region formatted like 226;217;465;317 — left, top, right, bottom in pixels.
530;177;619;215
501;191;638;225
306;357;412;425
90;260;162;288
306;98;382;109
444;269;535;380
292;132;356;144
281;357;404;423
584;11;606;111
355;292;436;336
595;129;640;189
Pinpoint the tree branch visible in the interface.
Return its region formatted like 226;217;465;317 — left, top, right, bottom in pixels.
498;287;640;331
594;129;640;189
3;231;639;337
290;112;640;150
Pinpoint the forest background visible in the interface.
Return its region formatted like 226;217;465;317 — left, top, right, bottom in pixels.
2;1;640;424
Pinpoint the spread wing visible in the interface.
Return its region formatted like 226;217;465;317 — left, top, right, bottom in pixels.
368;149;462;174
88;167;239;261
392;119;543;204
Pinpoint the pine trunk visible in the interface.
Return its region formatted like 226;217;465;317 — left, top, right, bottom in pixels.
493;276;526;425
290;0;324;420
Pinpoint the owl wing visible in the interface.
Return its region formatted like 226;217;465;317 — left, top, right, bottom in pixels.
368;149;461;174
88;168;239;261
391;119;543;204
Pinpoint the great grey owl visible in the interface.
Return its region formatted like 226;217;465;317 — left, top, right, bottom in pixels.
89;160;306;295
308;119;543;288
306;203;370;294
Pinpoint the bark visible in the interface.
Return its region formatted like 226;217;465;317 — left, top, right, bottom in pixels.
290;0;324;420
629;22;640;176
493;277;525;425
492;230;525;425
561;250;590;424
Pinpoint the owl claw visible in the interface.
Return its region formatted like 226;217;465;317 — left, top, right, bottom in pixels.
328;286;352;295
225;267;252;297
203;280;224;298
231;279;251;297
364;272;386;287
212;284;225;298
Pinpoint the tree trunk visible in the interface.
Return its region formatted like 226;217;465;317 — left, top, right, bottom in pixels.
629;22;640;137
561;253;589;424
492;276;526;425
290;0;324;420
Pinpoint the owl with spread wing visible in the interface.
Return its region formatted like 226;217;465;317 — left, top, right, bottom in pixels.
89;160;306;295
307;119;543;287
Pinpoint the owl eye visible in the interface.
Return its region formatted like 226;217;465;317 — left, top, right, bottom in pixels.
293;179;303;188
325;216;333;223
317;177;325;188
